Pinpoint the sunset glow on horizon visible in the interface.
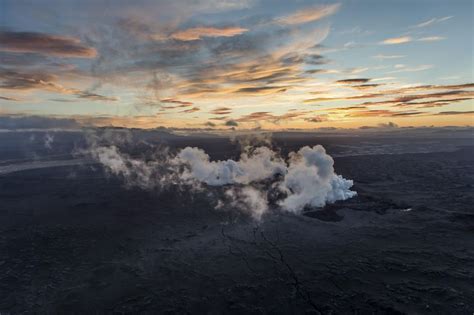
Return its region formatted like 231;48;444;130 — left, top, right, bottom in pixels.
0;0;473;130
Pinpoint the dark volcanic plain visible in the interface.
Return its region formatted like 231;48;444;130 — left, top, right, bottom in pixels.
0;129;473;314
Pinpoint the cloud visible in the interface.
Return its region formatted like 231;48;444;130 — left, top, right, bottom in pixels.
170;26;248;41
278;145;356;212
346;109;424;117
161;98;193;106
276;3;340;25
210;107;232;115
0;52;50;67
434;111;474;116
388;64;433;73
372;54;405;59
77;91;118;102
68;8;334;104
173;144;355;214
381;35;445;45
350;84;382;90
332;105;368;111
159;99;194;110
181;106;200;113
361;90;474;107
176;146;286;185
233;86;289;95
0;31;97;58
235;110;310;124
205;121;216;127
392;98;472;108
219;187;268;220
381;36;412;45
0;95;19;101
336;78;371;84
235;111;274;122
209;116;228;121
304;83;474;115
304;116;328;123
358;121;399;129
2;2;467;131
412;16;453;28
0;68;117;101
87;135;356;217
418;36;445;42
0;68;61;91
225;120;238;127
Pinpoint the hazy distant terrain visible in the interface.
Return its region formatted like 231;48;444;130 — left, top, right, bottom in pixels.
0;129;473;313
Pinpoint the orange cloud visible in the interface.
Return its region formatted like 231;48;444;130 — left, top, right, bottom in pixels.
381;36;412;45
210;107;232;115
170;26;248;41
435;111;474;116
277;4;340;25
336;78;371;84
0;69;117;101
181;107;200;113
0;31;97;58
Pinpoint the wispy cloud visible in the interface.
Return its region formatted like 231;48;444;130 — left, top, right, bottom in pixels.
435;110;474;116
236;110;310;124
412;16;453;28
0;95;19;101
381;36;412;45
0;1;470;129
233;85;289;95
388;64;433;73
169;26;248;41
210;107;232;115
381;34;446;45
0;68;117;101
160;98;193;107
276;3;340;25
77;92;118;102
350;84;383;90
418;36;445;42
181;106;200;113
304;83;474;111
372;54;406;59
336;78;371;84
347;109;424;117
0;31;97;58
305;115;328;123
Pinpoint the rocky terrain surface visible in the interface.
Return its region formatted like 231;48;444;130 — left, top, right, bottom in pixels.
0;131;473;313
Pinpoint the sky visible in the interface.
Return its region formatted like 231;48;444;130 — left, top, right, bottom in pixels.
0;0;473;130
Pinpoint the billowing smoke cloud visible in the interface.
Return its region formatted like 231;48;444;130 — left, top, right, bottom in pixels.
175;146;286;185
216;187;268;221
278;146;356;212
81;131;356;219
81;132;182;191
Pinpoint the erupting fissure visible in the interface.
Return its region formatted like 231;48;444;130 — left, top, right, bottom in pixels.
84;134;356;220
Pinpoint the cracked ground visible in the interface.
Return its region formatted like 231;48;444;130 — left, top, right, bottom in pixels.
0;132;473;314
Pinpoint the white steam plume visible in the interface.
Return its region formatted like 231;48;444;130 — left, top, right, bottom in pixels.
175;146;286;185
278;145;356;213
82;132;356;219
216;187;268;221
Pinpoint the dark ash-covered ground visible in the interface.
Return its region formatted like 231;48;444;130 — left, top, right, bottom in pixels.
0;130;473;314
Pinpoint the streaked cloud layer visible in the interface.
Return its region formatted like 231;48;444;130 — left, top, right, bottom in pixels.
170;26;248;41
0;31;97;58
0;0;472;130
